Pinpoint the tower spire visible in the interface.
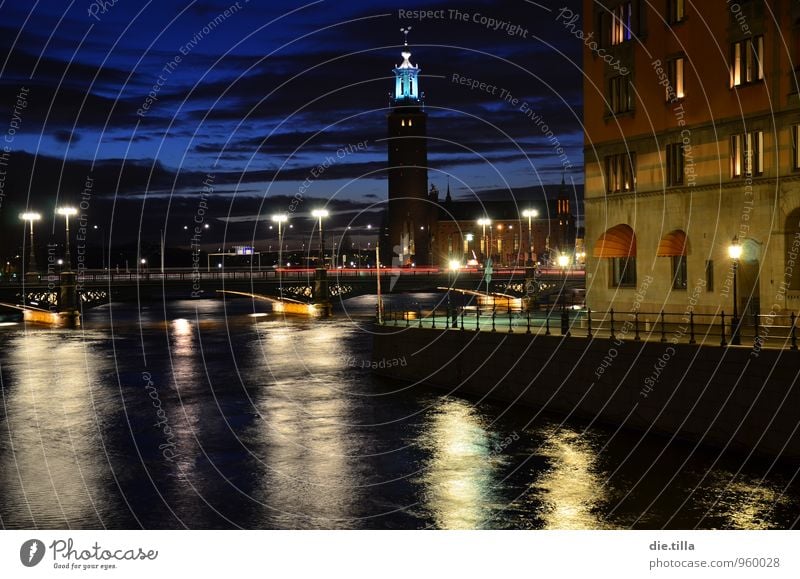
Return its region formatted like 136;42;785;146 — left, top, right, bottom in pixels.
392;28;421;104
401;26;411;46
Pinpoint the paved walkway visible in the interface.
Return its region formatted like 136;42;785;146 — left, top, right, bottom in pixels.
381;309;800;351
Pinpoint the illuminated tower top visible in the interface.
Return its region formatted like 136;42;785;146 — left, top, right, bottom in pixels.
392;27;422;105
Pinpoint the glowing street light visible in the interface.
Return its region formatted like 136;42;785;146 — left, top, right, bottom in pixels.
272;214;288;297
312;209;329;266
20;212;41;275
522;209;538;266
477;217;491;261
728;236;743;345
56;206;78;270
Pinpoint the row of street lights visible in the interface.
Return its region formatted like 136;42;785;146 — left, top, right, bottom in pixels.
476;211;539;266
15;208;337;275
19;207;78;274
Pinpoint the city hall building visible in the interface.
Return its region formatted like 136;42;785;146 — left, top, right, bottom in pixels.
385;37;576;268
583;0;800;319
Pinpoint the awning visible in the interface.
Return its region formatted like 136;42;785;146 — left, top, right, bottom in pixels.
593;224;636;258
657;229;688;257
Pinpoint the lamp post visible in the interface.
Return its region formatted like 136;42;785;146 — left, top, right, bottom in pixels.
728;236;743;345
522;209;538;266
558;253;571;336
20;212;41;277
272;213;288;298
465;233;473;262
477;218;491;264
312;209;329;267
448;259;460;285
448;259;460;327
56;207;78;270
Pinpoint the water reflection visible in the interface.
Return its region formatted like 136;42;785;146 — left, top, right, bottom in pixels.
0;299;797;529
415;399;501;529
699;474;791;530
0;333;112;527
249;321;361;528
533;429;607;530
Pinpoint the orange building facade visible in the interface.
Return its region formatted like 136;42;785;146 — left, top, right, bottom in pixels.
583;0;800;318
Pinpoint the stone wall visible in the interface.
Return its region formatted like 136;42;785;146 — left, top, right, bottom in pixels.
372;326;800;459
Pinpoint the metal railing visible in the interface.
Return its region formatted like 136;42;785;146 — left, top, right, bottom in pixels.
378;304;800;351
1;266;585;285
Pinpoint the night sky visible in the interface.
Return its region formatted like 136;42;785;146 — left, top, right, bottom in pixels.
0;0;582;261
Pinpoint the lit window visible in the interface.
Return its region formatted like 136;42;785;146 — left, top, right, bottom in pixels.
605;152;637;193
731;134;742;176
731;36;764;87
408;119;412;127
611;2;632;46
401;119;405;127
666;143;684;186
792;125;800;170
668;0;685;24
731;131;764;177
667;57;685;101
608;75;632;114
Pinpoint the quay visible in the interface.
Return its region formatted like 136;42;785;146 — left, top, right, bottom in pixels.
372;305;800;461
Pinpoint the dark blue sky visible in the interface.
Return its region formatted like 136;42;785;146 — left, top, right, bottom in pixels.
0;0;582;249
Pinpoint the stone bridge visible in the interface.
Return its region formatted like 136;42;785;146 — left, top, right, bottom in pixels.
0;267;585;311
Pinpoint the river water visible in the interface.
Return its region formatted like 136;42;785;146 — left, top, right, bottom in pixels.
0;295;797;529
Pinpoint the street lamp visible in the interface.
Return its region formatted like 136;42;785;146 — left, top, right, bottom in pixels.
19;212;41;276
447;259;461;327
557;253;571;336
56;206;78;270
312;209;329;266
728;236;743;345
522;209;538;266
477;218;491;262
272;213;288;297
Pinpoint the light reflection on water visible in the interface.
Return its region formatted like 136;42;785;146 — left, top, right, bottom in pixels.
533;429;608;530
413;399;501;530
1;332;113;528
0;298;797;529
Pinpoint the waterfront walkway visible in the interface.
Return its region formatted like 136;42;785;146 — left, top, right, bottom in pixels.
380;305;800;351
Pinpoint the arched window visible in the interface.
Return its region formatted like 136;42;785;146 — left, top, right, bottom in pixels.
657;229;689;290
594;224;636;287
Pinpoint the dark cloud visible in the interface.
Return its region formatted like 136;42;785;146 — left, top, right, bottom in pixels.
0;0;584;261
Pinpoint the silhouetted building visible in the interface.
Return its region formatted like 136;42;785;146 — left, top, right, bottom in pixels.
432;184;577;268
384;36;577;268
386;35;437;266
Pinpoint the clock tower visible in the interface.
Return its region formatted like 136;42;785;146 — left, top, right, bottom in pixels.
386;29;433;266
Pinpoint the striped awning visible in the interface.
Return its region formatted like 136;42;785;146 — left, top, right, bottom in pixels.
593;224;636;258
657;229;688;257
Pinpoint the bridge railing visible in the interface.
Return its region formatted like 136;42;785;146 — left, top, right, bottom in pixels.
379;304;800;351
2;267;585;285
